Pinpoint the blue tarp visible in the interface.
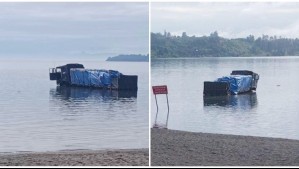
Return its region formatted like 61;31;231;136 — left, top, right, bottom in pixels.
216;75;253;95
70;69;121;87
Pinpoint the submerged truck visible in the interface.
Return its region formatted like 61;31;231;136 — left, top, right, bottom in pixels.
49;64;138;90
204;70;259;96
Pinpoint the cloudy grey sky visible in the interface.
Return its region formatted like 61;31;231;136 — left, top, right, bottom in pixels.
152;2;299;39
0;2;149;59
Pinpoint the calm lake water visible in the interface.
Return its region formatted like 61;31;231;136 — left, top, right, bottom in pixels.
0;58;149;153
152;57;299;140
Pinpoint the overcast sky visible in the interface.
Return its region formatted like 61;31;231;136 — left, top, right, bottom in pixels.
0;2;149;59
152;2;299;39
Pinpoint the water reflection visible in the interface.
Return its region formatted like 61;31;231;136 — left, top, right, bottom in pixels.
49;86;138;117
50;86;137;101
204;93;258;110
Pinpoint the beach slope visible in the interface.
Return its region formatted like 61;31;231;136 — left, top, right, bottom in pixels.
151;129;299;166
0;149;149;166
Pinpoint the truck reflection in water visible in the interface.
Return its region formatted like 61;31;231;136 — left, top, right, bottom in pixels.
49;86;138;117
204;93;258;110
50;86;137;101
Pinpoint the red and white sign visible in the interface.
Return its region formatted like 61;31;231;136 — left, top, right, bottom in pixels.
152;85;168;95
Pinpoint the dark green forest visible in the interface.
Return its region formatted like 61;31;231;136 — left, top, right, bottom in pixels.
151;31;299;58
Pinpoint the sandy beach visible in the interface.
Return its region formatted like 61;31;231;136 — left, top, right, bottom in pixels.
151;128;299;166
0;149;149;166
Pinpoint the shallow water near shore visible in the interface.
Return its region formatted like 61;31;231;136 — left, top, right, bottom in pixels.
0;58;149;153
151;56;299;140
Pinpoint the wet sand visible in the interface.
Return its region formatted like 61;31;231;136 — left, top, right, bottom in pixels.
0;149;149;166
151;128;299;166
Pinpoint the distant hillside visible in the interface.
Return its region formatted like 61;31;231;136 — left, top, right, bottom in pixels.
151;31;299;58
106;54;149;62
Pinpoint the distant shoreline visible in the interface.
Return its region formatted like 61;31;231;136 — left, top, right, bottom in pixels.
107;60;149;62
106;54;149;62
151;128;299;166
0;149;149;166
151;55;299;59
151;32;299;58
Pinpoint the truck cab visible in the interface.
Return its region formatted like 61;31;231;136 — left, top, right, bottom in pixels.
49;64;84;86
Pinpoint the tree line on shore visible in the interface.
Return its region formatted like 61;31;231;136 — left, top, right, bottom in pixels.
151;31;299;58
106;54;149;62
